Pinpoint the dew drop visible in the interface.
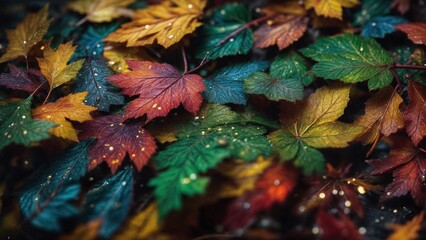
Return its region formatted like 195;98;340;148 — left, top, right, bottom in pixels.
168;35;174;39
344;200;351;207
243;202;250;209
319;192;326;199
109;146;114;151
187;4;193;8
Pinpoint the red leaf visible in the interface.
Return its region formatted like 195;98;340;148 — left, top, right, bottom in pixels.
79;114;157;173
0;64;44;93
316;210;363;240
404;81;426;145
254;15;308;50
107;60;205;121
223;164;298;232
368;135;426;205
391;0;411;14
395;23;426;45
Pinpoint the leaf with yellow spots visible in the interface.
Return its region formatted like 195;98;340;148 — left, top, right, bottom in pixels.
0;5;51;63
388;211;424;240
104;0;206;48
78;114;157;173
37;42;85;95
68;0;135;23
305;0;359;19
32;92;96;142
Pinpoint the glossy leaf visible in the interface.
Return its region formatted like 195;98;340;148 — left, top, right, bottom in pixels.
362;16;407;38
68;0;135;23
73;58;124;111
301;33;394;90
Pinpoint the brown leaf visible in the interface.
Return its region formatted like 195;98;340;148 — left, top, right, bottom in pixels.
396;23;426;45
404;81;426;145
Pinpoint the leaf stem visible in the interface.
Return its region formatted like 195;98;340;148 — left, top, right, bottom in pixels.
43;88;52;104
390;64;426;71
75;16;88;28
181;46;188;74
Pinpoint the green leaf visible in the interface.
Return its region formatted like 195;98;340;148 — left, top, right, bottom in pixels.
244;72;304;102
270;51;313;86
196;3;253;60
353;0;392;26
301;33;393;90
0;96;56;150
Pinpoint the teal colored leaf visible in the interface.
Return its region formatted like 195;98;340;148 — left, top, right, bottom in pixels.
362;16;407;38
0;96;56;150
203;61;269;104
353;0;392;26
82;167;133;239
244;72;304;102
196;3;253;60
73;24;118;60
19;140;92;231
270;52;313;86
46;13;81;47
73;58;124;111
301;33;394;90
267;132;324;174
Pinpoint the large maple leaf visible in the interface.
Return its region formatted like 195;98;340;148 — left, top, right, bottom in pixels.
79;114;157;173
104;0;206;48
32;92;97;141
108;60;205;121
404;81;426;145
368;135;426;205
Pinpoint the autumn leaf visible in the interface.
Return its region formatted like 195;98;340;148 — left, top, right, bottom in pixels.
0;64;44;93
316;210;363;240
268;84;364;174
108;60;205;121
368;135;426;205
361;16;407;39
68;0;135;23
395;23;426;45
305;0;359;20
254;15;308;50
61;220;101;240
355;87;404;147
404;81;426;145
78;114;157;173
37;42;85;92
387;211;424;240
104;0;206;48
0;5;51;63
0;96;55;150
32;92;96;142
391;0;411;14
103;44;152;73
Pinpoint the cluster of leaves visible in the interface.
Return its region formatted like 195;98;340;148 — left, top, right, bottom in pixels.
0;0;426;239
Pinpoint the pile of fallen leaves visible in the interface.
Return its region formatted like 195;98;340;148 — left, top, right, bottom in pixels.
0;0;426;239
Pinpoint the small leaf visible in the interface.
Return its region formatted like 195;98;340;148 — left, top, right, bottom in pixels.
387;211;424;240
108;60;205;121
203;61;269;105
105;0;206;48
305;0;359;20
301;33;394;90
0;96;55;150
32;92;97;142
73;58;124;111
0;5;51;63
82;167;133;239
404;81;426;145
395;23;426;45
68;0;135;23
79;114;157;173
270;51;313;86
361;16;407;38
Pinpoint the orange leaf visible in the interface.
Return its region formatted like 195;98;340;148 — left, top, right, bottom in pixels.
396;23;426;45
387;211;424;240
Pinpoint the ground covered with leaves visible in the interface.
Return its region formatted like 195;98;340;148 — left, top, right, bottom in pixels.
0;0;426;239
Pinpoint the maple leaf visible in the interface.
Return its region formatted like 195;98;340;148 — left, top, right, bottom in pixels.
104;0;206;48
387;211;424;240
298;164;379;217
316;210;363;240
37;42;85;92
305;0;359;20
82;167;133;239
355;87;404;147
0;96;55;150
270;51;313;86
73;58;124;111
368;135;426;205
78;114;157;173
254;15;308;50
103;44;153;73
301;33;394;90
223;164;298;232
68;0;135;23
203;61;269;105
107;60;205;121
0;64;43;93
395;23;426;45
268;84;364;174
32;92;97;142
404;81;426;145
0;5;51;63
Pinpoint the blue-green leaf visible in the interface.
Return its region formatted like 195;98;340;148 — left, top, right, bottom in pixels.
362;16;407;38
353;0;392;26
73;24;118;60
270;51;313;86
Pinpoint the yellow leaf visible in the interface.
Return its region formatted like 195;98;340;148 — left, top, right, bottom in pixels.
0;5;51;63
305;0;359;19
355;87;404;145
104;0;206;48
281;84;364;148
61;220;101;240
114;204;161;240
262;1;307;16
387;211;424;240
32;92;96;141
37;41;84;90
68;0;135;23
103;44;152;73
